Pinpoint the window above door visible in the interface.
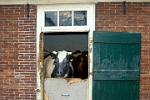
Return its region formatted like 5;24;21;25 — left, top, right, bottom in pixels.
37;4;95;32
45;10;87;27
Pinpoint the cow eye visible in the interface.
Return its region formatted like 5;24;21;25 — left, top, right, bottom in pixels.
54;58;59;64
53;61;56;64
64;58;69;63
70;59;73;62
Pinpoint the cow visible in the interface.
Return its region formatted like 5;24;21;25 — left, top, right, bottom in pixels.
44;50;88;79
71;51;88;79
44;54;55;78
48;50;74;78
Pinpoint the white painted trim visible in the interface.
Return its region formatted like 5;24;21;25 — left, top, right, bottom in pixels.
38;4;94;32
36;4;95;100
88;4;95;100
43;27;90;33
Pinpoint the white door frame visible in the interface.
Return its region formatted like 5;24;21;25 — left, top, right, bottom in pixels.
36;4;95;100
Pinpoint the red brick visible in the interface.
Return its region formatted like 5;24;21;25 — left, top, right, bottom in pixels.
0;5;36;100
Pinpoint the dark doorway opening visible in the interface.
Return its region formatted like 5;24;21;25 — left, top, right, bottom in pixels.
44;32;88;79
44;32;88;52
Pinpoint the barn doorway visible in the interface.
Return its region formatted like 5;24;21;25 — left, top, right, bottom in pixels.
43;32;88;100
36;4;95;100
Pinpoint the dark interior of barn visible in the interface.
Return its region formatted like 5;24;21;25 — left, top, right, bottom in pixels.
44;32;88;79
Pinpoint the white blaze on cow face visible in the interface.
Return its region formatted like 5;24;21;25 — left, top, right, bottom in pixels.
58;51;67;63
57;50;72;63
51;50;73;78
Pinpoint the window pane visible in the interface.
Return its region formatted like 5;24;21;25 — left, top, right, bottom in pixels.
74;11;87;26
45;11;57;26
59;11;72;26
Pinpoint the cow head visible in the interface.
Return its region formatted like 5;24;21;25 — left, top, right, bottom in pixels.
51;50;73;78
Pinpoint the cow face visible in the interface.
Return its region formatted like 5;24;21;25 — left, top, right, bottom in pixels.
51;50;73;78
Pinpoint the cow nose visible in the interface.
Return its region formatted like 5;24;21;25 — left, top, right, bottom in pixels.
58;72;62;74
57;72;62;76
56;73;63;77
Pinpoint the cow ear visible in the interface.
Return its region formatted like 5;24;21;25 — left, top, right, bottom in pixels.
50;51;58;58
67;52;72;55
52;51;57;55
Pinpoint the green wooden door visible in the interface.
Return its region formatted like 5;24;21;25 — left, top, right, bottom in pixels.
93;32;141;100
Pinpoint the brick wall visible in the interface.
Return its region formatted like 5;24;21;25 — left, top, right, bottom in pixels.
0;2;149;100
0;5;36;100
96;2;150;100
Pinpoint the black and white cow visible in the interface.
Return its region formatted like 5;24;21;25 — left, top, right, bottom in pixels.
44;50;74;78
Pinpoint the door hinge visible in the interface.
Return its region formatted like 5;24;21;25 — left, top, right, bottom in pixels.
35;89;41;93
89;72;93;76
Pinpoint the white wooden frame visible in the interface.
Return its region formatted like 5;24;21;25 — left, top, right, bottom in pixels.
36;4;95;100
37;4;95;32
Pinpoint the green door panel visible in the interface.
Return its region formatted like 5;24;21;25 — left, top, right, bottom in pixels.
93;32;141;43
93;31;141;100
93;81;139;100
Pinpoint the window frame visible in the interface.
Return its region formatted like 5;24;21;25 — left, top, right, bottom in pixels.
45;10;87;27
39;5;93;32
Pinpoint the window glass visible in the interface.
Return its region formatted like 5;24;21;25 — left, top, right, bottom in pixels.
74;11;87;26
45;11;57;26
59;11;72;26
